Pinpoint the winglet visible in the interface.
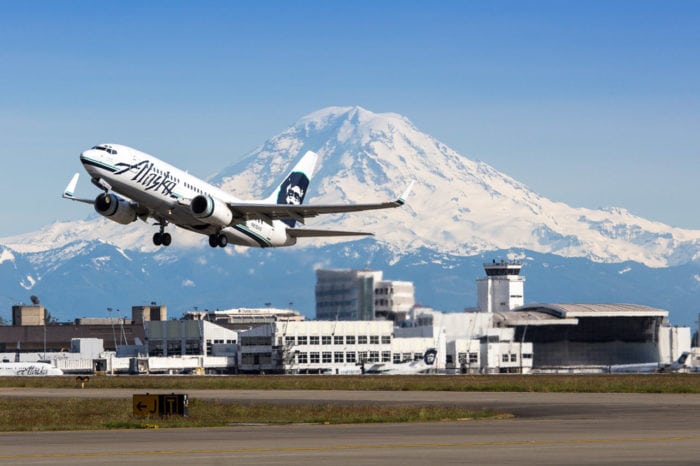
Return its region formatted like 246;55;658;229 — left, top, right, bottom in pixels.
63;173;80;199
62;173;95;204
397;181;415;205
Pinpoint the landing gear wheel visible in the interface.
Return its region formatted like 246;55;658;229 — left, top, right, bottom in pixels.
162;233;172;246
209;233;228;248
153;232;163;246
217;234;228;248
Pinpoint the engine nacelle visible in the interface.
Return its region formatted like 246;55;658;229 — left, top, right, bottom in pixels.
94;193;137;225
190;195;233;227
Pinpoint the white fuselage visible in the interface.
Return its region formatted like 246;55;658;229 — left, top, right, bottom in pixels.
79;144;292;248
0;362;63;376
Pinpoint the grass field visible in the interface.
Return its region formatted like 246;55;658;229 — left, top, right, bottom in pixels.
1;373;699;393
0;397;504;431
1;374;698;431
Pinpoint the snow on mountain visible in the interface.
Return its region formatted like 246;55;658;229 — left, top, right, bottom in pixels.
211;106;700;267
1;106;699;269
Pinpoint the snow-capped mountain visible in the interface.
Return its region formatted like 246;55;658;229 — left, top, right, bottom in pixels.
212;106;700;267
1;106;699;324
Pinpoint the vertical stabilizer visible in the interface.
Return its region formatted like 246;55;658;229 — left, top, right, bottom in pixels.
265;150;318;227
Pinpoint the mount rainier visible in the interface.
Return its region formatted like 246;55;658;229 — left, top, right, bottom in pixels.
1;106;699;325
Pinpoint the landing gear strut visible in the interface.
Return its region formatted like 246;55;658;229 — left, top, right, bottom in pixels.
208;233;227;248
153;221;172;247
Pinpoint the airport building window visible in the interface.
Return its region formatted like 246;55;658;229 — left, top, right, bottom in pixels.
297;353;308;364
523;353;533;359
310;352;320;364
322;352;332;363
370;336;379;344
241;336;272;346
346;352;356;363
502;354;509;363
285;336;295;345
414;353;422;361
167;341;182;356
381;351;391;362
321;336;331;345
469;353;478;363
150;341;164;357
393;353;401;363
358;351;368;362
402;353;411;362
369;351;379;363
510;354;517;362
334;352;344;363
334;336;344;345
310;336;319;345
185;340;202;355
297;336;307;345
358;336;368;344
346;335;356;345
381;336;391;344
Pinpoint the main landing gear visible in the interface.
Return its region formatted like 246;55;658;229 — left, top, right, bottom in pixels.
153;221;172;247
208;233;228;248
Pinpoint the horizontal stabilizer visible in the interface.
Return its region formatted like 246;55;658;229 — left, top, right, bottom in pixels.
287;228;373;238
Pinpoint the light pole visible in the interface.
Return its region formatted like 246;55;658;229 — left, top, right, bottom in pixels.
107;307;117;350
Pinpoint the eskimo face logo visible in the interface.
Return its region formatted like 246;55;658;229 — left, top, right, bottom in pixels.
277;172;309;206
424;349;437;366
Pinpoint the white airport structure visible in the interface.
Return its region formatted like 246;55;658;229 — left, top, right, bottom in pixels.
477;260;525;313
3;262;695;375
315;269;415;321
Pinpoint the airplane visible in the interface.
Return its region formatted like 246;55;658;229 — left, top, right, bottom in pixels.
0;361;64;376
609;351;697;374
363;348;438;375
63;144;413;248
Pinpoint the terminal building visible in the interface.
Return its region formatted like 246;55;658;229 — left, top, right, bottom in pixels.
1;263;693;375
315;269;415;321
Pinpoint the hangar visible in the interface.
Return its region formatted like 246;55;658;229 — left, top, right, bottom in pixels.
493;303;688;369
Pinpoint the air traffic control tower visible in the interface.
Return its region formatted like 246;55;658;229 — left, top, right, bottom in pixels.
477;260;525;313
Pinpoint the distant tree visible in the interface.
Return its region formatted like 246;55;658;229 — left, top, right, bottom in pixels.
0;315;7;326
30;295;40;305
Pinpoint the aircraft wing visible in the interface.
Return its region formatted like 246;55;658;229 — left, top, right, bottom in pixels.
227;181;414;224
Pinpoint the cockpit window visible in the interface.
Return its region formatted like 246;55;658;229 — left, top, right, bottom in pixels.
91;145;117;155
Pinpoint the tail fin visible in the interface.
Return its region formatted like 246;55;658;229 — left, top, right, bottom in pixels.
423;348;437;366
266;150;318;227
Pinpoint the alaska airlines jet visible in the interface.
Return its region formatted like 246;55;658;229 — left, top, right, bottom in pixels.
363;348;438;375
0;362;64;376
63;144;412;248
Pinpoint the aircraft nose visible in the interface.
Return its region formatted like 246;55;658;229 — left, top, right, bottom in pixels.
79;148;96;164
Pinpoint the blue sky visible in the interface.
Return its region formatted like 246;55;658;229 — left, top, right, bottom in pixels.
1;1;699;236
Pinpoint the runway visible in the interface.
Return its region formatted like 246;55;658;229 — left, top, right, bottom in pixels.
1;389;699;465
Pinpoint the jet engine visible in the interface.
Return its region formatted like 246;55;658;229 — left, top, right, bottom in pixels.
94;193;137;225
190;195;233;227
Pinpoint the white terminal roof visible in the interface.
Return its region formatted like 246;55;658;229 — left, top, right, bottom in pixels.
494;303;668;327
